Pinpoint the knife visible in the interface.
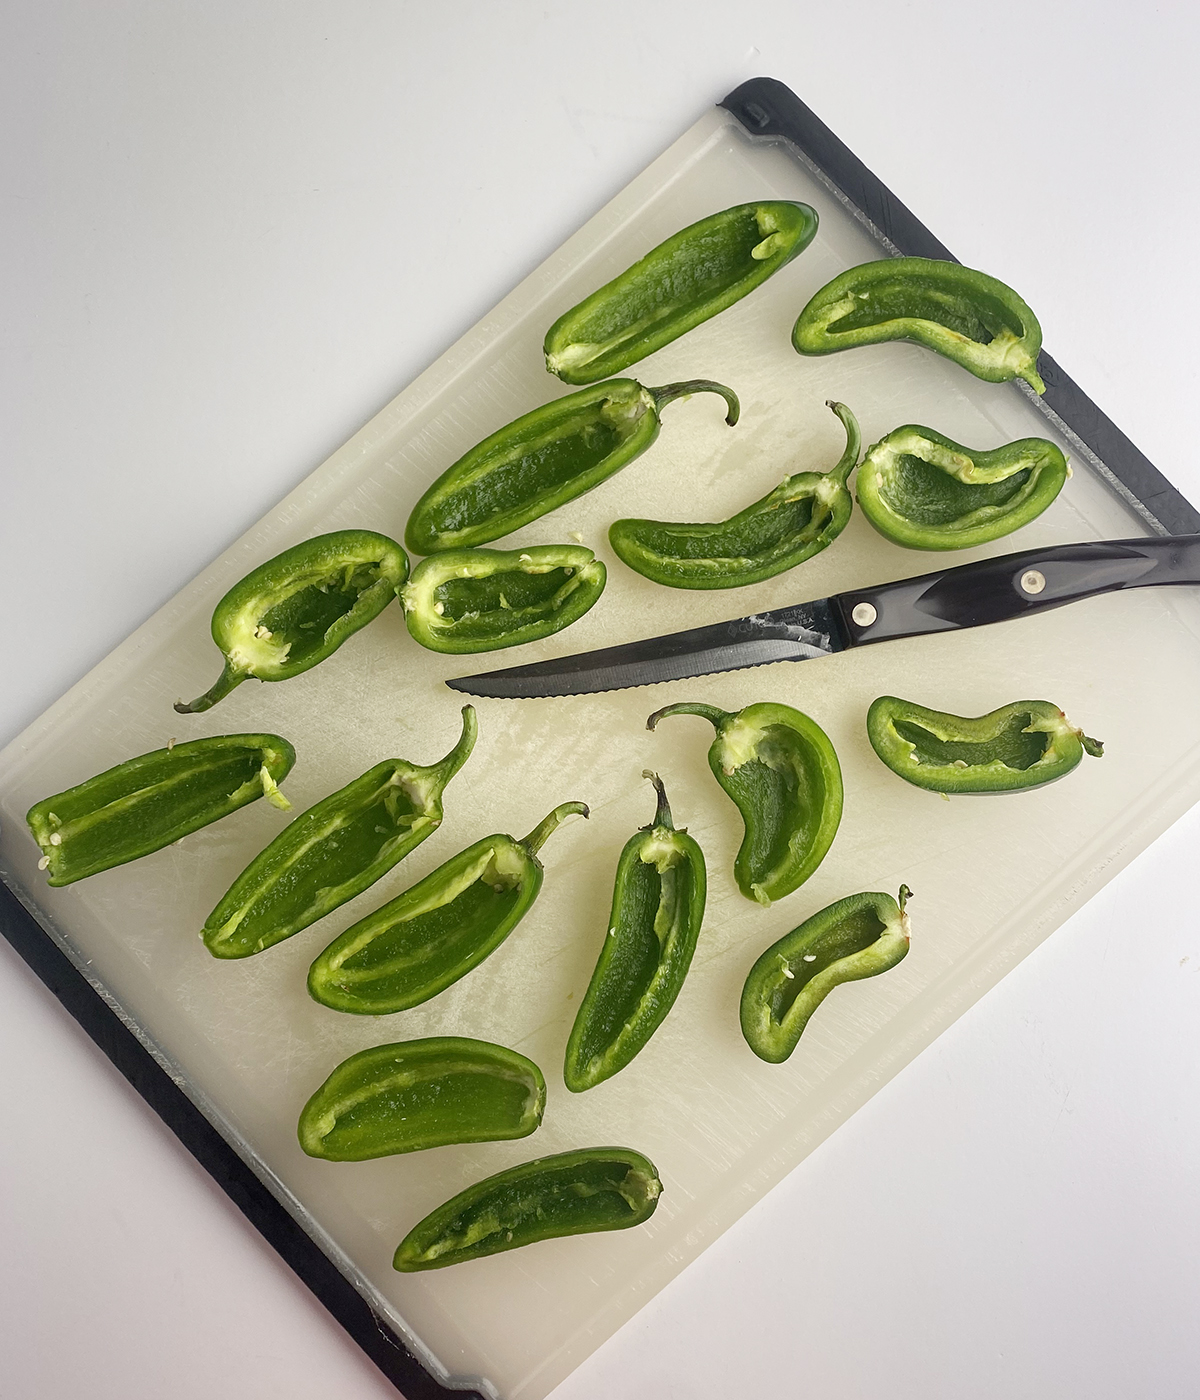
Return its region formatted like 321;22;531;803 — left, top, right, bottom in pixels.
444;535;1200;698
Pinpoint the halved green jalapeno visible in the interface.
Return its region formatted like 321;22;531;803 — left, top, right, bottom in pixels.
393;1146;662;1270
867;697;1103;793
26;734;295;886
741;886;912;1063
564;773;706;1093
308;800;588;1014
401;544;606;652
648;701;842;906
856;425;1067;550
793;257;1045;392
202;706;476;958
404;378;739;555
297;1036;545;1162
609;401;859;589
176;530;410;713
544;201;818;384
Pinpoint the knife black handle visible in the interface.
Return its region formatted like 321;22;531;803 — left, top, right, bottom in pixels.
832;535;1200;646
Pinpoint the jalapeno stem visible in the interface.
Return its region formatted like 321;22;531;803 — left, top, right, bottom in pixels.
520;800;590;855
639;769;675;830
825;399;862;486
646;702;728;731
646;380;740;426
427;705;478;784
898;883;913;913
174;659;246;715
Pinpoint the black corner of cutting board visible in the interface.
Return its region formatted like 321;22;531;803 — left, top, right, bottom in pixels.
720;77;1200;539
0;880;484;1400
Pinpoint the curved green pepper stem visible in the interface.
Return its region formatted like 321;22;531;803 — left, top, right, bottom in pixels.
898;883;913;914
646;702;729;731
174;659;246;714
646;380;740;427
640;769;674;830
427;705;478;785
520;800;590;855
825;399;861;486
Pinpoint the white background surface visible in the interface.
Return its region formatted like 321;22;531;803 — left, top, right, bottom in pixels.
3;4;1199;1397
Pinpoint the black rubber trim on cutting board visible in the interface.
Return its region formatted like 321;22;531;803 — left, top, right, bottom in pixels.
0;881;484;1400
721;77;1200;538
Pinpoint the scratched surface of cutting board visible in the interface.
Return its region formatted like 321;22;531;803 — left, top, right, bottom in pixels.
4;109;1200;1400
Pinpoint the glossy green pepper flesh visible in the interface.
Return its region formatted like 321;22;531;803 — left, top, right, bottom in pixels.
544;201;818;384
793;257;1045;393
297;1036;545;1162
401;544;606;652
404;378;739;555
308;800;588;1014
648;701;842;906
609;400;859;589
856;425;1068;550
867;697;1103;794
741;886;912;1063
202;706;476;958
564;773;706;1093
176;529;410;713
26;734;296;886
393;1146;662;1270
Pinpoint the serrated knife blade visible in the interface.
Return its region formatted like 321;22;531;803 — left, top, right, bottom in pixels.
444;598;845;698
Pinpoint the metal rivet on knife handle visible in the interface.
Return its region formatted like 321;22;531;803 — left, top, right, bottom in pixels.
1020;569;1047;595
851;601;877;627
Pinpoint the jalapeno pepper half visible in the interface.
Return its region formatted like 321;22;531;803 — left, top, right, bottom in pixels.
609;400;860;589
792;257;1045;393
297;1036;544;1162
176;530;410;714
401;544;606;653
856;425;1067;550
564;773;706;1093
393;1146;662;1271
867;697;1103;794
647;701;842;906
544;201;819;385
308;800;588;1014
202;706;476;958
404;378;739;556
741;886;912;1063
26;734;295;886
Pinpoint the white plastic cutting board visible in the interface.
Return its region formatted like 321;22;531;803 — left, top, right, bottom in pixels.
3;108;1200;1400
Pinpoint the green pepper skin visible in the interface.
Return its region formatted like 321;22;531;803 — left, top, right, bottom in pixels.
26;734;296;887
393;1146;662;1270
202;706;476;959
741;887;912;1063
564;773;706;1093
792;257;1045;393
544;201;818;385
176;529;410;713
404;379;739;556
867;697;1104;794
297;1036;545;1162
648;701;842;906
308;800;589;1014
856;425;1068;551
401;544;606;653
609;401;860;589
